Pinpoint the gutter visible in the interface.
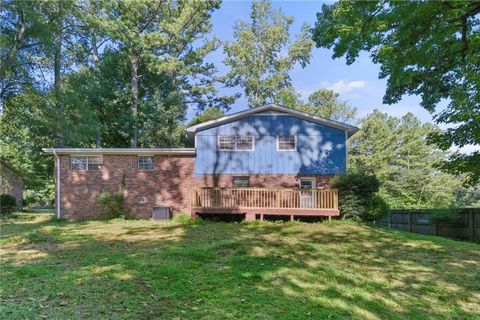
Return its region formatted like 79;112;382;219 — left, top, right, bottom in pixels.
42;148;196;156
53;150;61;219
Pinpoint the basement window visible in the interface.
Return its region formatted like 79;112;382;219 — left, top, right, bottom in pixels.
138;156;155;170
233;176;249;188
71;156;103;170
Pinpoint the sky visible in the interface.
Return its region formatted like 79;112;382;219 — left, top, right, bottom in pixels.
187;0;434;123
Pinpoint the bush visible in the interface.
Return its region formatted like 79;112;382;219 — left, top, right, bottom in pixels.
331;173;389;221
0;194;17;215
98;191;128;219
366;195;390;221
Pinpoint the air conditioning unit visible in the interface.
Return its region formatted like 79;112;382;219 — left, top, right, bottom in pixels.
152;206;171;221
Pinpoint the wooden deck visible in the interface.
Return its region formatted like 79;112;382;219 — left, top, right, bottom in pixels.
190;187;339;220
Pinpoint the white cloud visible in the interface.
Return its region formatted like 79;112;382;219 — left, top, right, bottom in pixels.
324;80;366;94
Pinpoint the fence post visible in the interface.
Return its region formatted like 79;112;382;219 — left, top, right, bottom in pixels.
469;209;474;242
408;211;412;232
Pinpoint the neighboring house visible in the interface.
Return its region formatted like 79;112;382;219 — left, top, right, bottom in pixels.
43;104;358;221
0;160;24;210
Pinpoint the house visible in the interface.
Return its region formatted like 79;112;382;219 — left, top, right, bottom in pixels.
43;104;358;221
0;160;24;210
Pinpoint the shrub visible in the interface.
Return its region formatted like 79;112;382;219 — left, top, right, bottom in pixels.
365;195;390;221
331;173;389;221
0;194;17;215
98;191;128;219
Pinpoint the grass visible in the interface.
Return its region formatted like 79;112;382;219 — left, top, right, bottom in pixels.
1;212;479;320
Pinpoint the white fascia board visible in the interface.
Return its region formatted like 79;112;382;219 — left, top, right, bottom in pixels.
42;148;196;156
186;103;359;139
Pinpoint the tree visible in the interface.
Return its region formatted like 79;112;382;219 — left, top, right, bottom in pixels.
301;89;357;124
349;110;465;209
188;107;224;126
0;1;51;106
223;0;313;108
102;0;227;147
0;0;231;204
312;1;480;185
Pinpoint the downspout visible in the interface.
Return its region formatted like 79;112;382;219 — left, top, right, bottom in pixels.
53;150;61;219
345;130;348;171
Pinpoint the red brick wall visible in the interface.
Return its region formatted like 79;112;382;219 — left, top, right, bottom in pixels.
0;163;24;209
57;155;333;220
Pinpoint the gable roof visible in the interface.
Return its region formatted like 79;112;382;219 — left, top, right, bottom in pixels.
186;103;359;139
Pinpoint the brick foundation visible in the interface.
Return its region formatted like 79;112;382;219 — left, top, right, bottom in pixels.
57;155;333;220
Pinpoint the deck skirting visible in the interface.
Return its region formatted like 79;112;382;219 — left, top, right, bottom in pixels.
191;207;340;217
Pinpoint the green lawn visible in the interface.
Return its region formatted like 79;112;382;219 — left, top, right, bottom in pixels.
1;213;479;320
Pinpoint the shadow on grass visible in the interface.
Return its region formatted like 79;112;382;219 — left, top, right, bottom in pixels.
1;218;479;319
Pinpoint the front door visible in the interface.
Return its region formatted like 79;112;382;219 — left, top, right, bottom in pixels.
299;178;316;208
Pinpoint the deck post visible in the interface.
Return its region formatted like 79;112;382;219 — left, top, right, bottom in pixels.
328;215;331;223
260;214;264;221
290;215;294;222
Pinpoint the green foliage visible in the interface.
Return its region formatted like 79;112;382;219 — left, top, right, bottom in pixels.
98;191;128;220
453;188;480;208
23;182;55;207
312;1;480;184
0;194;17;215
172;213;204;225
223;0;313;107
349;110;468;209
188;107;225;126
366;195;390;222
1;0;234;203
331;173;388;221
428;208;462;225
300;89;357;124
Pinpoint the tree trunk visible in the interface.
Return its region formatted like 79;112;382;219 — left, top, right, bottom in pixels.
92;33;102;148
54;0;64;147
130;54;139;148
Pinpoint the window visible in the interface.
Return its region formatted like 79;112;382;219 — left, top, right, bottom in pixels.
233;176;249;188
219;135;254;151
71;156;102;170
299;178;315;189
138;156;155;170
219;136;235;150
277;136;296;151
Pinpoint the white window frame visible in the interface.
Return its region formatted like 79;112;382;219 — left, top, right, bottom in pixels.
232;176;250;188
299;177;316;190
218;135;255;151
138;156;155;171
71;155;103;171
276;135;297;151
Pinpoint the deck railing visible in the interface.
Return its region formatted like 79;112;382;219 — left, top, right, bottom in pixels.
191;187;338;211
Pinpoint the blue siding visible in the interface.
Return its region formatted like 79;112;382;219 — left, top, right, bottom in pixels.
195;115;346;175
